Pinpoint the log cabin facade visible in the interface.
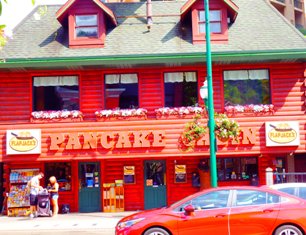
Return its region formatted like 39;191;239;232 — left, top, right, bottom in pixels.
0;0;305;213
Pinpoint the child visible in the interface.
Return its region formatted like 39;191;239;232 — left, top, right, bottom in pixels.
48;176;59;217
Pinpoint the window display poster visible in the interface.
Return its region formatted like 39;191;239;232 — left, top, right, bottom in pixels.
85;173;94;187
175;165;187;183
124;166;135;184
146;179;153;186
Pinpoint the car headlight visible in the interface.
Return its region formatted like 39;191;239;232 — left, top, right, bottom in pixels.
117;218;145;230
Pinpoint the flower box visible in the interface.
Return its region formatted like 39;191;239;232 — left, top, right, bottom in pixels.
155;106;205;119
31;117;83;123
225;104;274;116
95;108;148;121
31;110;83;123
96;116;147;122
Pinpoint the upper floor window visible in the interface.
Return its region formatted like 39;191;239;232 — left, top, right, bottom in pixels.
75;15;98;38
164;72;198;107
105;74;139;109
198;10;222;34
223;69;270;106
33;76;79;111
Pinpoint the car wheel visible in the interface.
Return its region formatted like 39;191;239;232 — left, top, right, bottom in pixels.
143;227;170;235
274;225;303;235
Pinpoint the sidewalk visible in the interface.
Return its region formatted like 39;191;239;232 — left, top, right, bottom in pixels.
0;212;135;234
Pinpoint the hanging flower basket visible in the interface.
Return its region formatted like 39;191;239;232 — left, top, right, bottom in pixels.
178;112;241;151
214;113;240;142
178;114;206;152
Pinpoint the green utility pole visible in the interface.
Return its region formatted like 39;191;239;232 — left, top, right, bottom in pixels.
204;0;218;188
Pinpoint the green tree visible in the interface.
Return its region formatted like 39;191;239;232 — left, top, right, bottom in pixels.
0;0;36;47
0;0;8;16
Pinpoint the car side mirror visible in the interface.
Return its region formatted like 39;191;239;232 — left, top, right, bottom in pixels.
184;204;195;216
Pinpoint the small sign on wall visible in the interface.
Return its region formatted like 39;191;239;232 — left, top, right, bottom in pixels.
265;122;300;147
175;165;187;183
6;129;41;155
124;166;135;184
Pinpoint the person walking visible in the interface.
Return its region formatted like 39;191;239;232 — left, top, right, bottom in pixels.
29;172;44;218
48;176;59;217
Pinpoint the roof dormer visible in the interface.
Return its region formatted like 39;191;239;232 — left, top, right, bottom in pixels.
56;0;117;48
181;0;238;44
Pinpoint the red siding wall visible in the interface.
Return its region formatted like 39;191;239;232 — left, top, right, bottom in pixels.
270;63;305;116
0;61;305;211
166;158;199;205
0;63;304;123
80;71;104;120
0;73;31;123
103;159;144;211
139;69;163;117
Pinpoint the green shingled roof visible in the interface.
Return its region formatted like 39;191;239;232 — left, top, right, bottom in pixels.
0;0;305;69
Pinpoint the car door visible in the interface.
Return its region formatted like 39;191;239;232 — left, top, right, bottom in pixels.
229;189;281;235
176;190;231;235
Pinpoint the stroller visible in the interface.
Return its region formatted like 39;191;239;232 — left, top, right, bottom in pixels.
37;189;52;217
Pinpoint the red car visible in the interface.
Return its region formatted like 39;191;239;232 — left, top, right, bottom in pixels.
116;186;306;235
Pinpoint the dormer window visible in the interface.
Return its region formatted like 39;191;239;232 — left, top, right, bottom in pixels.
68;11;104;48
56;0;117;49
75;15;98;38
198;10;222;34
180;0;238;44
192;7;228;44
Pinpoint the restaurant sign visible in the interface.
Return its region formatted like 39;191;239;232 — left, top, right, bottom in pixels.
6;129;41;155
265;122;300;146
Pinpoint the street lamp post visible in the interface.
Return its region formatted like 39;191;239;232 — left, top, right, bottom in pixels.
199;0;218;188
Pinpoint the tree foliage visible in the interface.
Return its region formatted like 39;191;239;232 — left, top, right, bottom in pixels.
0;0;36;48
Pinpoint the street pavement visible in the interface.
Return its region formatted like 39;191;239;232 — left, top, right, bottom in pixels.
0;212;135;235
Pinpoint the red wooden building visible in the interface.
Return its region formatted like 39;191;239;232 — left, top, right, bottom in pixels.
0;0;305;213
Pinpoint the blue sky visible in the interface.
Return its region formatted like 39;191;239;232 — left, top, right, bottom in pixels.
0;0;67;31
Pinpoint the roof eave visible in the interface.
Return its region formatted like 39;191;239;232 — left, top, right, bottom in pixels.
0;50;305;69
56;0;76;25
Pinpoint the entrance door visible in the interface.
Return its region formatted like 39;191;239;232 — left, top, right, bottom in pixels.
144;160;167;209
78;162;101;213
